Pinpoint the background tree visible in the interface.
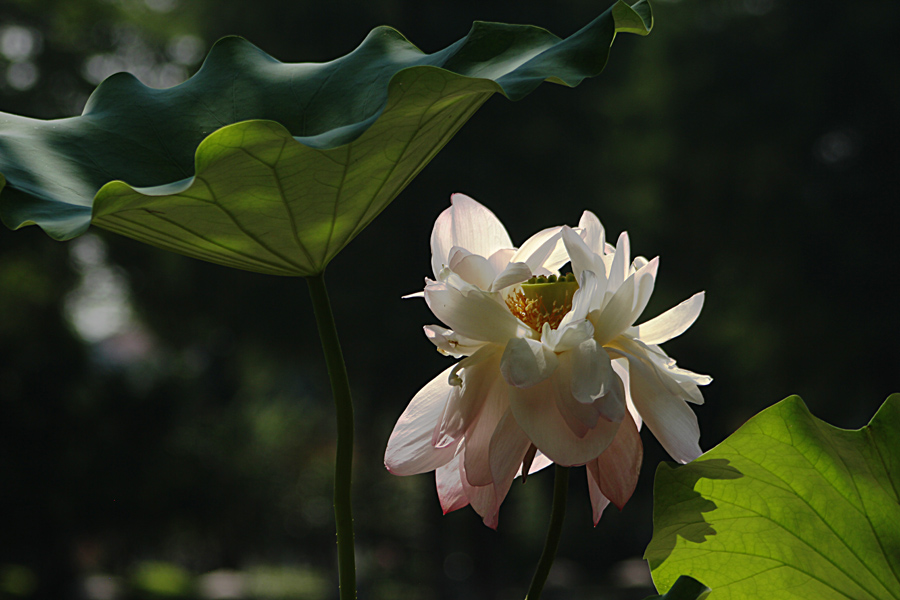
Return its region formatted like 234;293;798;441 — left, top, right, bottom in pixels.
1;0;898;598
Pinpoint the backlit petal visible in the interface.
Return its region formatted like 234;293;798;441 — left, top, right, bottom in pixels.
488;409;532;511
586;469;612;527
436;453;469;514
433;345;501;449
608;337;702;463
500;337;559;388
424;280;519;343
612;358;641;430
578;211;607;255
460;357;509;487
509;377;620;466
511;226;566;274
431;194;513;278
607;231;631;294
424;325;486;357
591;257;659;345
448;247;497;290
459;459;500;529
587;410;642;510
562;226;606;295
634;292;705;345
490;261;533;292
385;365;460;475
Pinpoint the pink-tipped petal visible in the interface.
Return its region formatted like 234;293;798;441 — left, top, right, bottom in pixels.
459;459;500;529
461;364;509;487
488;409;533;509
509;376;621;466
436;453;469;514
385;365;460;475
587;411;642;510
586;469;612;527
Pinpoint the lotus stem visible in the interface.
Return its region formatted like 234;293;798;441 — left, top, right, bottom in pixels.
306;272;356;600
525;464;570;600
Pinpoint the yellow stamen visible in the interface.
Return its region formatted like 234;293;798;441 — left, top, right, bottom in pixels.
506;273;578;332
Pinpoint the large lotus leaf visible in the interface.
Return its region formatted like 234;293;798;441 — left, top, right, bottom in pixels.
644;576;711;600
645;395;900;600
0;1;652;276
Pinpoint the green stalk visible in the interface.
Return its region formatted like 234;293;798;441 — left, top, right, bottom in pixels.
525;465;570;600
306;272;356;600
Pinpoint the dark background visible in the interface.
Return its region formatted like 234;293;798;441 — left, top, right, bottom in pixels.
1;0;898;598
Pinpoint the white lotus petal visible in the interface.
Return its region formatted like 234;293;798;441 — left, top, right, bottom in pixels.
635;292;705;345
487;409;532;508
448;248;497;290
436;453;469;514
490;261;533;292
629;256;659;324
423;325;486;357
461;366;509;487
609;337;702;464
509;377;620;466
459;458;500;529
487;248;515;274
385;365;460;475
612;358;641;430
586;467;612;527
541;319;594;354
431;194;513;278
587;409;642;511
424;281;519;343
511;226;566;274
526;450;553;475
561;226;605;291
432;346;500;449
578;211;607;255
607;231;631;294
590;258;658;346
499;337;559;388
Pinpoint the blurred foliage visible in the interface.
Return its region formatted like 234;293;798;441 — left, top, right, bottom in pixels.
1;0;898;599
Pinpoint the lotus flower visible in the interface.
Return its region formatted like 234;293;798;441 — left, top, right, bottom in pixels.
384;195;709;527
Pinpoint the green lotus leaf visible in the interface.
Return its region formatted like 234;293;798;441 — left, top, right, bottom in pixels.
0;0;652;276
644;576;711;600
645;395;900;600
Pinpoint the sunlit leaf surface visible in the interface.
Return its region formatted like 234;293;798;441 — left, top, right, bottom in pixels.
0;1;651;276
644;575;711;600
646;395;900;600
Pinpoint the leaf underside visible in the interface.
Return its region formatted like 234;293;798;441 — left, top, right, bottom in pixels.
0;1;652;276
645;394;900;600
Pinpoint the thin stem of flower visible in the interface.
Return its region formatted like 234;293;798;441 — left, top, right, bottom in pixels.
525;464;570;600
306;271;356;600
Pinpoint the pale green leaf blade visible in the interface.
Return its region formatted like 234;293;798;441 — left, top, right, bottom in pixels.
643;576;711;600
0;1;652;276
645;394;900;600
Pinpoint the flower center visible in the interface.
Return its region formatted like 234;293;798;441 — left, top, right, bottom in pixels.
505;273;579;332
